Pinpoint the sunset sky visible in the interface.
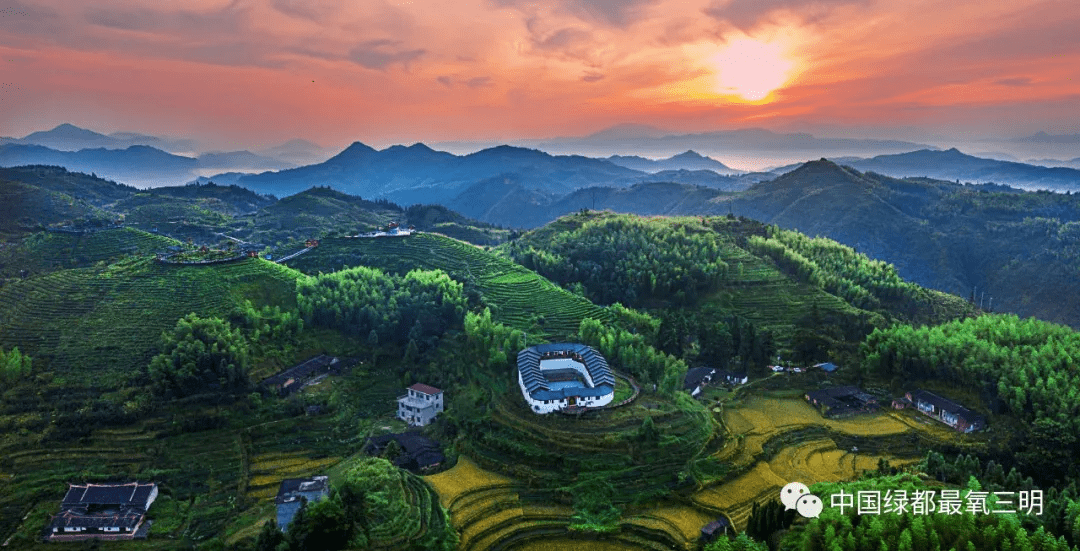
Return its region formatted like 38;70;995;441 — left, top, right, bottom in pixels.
1;0;1079;152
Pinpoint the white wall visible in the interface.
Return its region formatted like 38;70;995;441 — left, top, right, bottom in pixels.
517;371;613;414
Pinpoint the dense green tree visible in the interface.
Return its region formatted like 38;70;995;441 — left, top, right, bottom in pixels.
296;266;466;352
578;316;688;390
0;346;32;384
148;313;251;398
285;494;350;551
705;532;769;551
862;313;1080;484
745;499;795;542
228;300;303;347
510;215;727;307
254;519;285;551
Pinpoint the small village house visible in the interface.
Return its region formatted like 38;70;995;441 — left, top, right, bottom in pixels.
47;482;158;541
397;383;444;427
905;389;985;432
364;432;446;472
805;386;878;417
276;476;329;531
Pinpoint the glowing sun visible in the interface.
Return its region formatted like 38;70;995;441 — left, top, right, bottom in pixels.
709;38;794;101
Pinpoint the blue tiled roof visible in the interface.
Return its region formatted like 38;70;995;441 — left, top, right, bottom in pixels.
517;343;615;398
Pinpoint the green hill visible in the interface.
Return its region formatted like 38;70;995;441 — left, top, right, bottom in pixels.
285;232;611;338
0;180;113;235
115;194;235;226
723;160;1080;328
0;165;136;207
0;227;178;278
502;211;975;365
0;256;301;388
137;181;275;213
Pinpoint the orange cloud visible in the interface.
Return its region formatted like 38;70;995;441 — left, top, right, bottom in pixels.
1;0;1078;147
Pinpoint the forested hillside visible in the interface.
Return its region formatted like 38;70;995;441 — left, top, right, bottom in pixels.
726;161;1080;328
424;157;1080;329
863;314;1080;483
504;211;975;371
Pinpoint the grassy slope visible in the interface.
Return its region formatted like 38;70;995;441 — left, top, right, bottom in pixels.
502;212;874;345
501;211;976;350
0;180;112;234
0;228;178;278
0;166;136;208
0;256;301;388
285;232;611;339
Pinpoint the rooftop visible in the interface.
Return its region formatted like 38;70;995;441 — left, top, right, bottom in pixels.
275;476;329;504
50;483;158;532
909;389;984;422
366;432;445;471
683;367;714;390
518;343;615;399
408;382;443;395
62;483;156;507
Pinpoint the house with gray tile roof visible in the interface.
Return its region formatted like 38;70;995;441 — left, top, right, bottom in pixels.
47;482;158;541
517;343;614;414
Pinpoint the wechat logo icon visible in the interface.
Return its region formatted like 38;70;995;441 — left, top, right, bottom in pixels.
781;482;822;518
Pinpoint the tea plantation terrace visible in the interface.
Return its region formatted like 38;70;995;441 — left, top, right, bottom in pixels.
517;343;615;414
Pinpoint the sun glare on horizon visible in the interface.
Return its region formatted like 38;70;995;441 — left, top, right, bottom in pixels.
708;37;796;102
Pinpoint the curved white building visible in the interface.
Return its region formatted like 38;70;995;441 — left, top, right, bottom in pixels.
517;343;615;414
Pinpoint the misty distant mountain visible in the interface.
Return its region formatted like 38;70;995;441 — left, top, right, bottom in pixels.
522;126;937;160
842;148;1080;191
1010;132;1080;145
258;139;334;166
190;172;249;187
227;142;763;205
0;143;197;187
1028;158;1080;169
15;123;198;153
971;151;1020;162
581;123;670;140
766;156;867;174
196;150;296;172
20;124;108;148
231;142;645;203
643;169;750;190
606;150;744;174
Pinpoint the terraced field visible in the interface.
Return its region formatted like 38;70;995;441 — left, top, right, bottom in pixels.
0;256;301;386
695;395;976;531
0;400;371;547
246;452;340;500
285;233;611;338
0;228;177;276
705;239;878;341
625;505;716;542
464;389;716;498
426;457;514;509
427;457;690;551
